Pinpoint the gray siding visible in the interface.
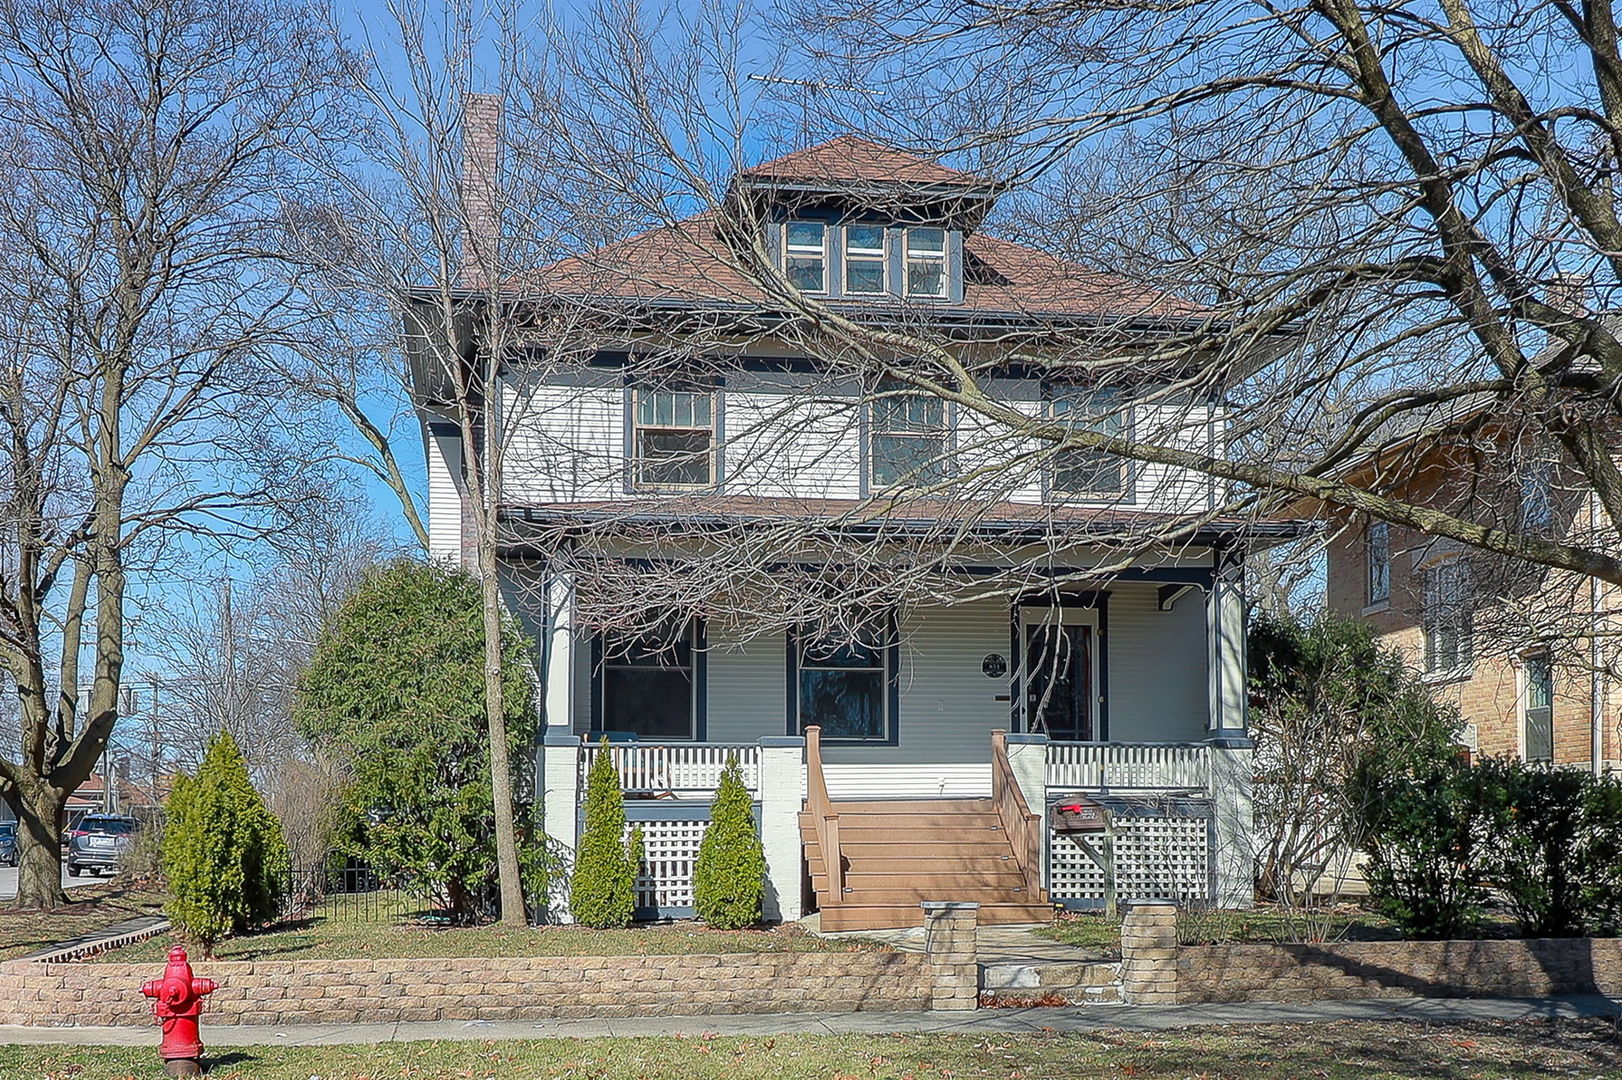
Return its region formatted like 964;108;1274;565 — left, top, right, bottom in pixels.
1107;585;1209;741
705;627;789;741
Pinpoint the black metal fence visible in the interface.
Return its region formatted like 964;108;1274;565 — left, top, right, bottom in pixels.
282;858;444;924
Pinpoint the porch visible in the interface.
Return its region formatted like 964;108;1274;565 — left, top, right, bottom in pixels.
538;728;1253;927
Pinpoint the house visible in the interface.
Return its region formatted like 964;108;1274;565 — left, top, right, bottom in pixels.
1322;407;1622;773
408;111;1309;927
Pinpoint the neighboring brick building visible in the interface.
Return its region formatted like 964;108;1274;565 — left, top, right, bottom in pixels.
1323;423;1622;772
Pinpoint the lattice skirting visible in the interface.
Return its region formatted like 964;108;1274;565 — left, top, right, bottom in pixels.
1046;795;1216;906
590;801;763;919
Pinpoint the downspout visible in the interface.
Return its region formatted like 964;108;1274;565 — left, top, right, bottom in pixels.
1592;492;1605;776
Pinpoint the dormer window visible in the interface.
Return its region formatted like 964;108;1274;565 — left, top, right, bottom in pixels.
904;227;946;298
844;225;887;294
784;221;827;292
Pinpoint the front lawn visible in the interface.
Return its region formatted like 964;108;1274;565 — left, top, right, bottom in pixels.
1;1019;1618;1079
0;882;166;961
94;894;882;962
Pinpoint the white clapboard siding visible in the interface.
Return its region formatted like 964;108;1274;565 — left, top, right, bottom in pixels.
1106;585;1210;742
426;428;463;564
822;763;993;799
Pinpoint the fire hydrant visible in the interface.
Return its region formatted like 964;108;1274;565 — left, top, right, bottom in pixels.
140;945;218;1078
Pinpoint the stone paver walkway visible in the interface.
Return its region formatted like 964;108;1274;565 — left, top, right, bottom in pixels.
1;995;1614;1046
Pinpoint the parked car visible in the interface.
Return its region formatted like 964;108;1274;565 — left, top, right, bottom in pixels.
0;821;16;868
66;814;137;877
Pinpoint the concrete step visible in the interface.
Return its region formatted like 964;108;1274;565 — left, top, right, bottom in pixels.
980;959;1123;1006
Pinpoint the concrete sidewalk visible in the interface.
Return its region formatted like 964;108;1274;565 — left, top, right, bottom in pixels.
0;995;1615;1046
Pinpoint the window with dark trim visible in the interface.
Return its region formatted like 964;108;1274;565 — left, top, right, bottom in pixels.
784;221;827;292
1367;520;1391;605
791;620;897;743
869;381;948;488
1423;559;1473;675
904;227;946;297
1524;652;1554;761
1050;385;1129;499
844;224;887;294
598;622;699;739
631;383;716;489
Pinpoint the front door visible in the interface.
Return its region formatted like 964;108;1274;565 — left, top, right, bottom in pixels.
1024;622;1094;740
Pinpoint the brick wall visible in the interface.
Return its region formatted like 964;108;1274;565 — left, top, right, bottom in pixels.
0;950;949;1027
1118;906;1622;1004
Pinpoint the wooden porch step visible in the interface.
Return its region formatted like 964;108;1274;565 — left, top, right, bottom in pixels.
810;841;1015;861
818;902;1055;932
823;799;995;814
808;853;1016;875
804;823;1006;843
813;870;1028;892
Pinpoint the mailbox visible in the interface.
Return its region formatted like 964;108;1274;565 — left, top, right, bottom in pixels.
1052;797;1110;833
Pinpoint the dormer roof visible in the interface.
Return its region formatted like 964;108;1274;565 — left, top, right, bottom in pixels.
737;135;989;189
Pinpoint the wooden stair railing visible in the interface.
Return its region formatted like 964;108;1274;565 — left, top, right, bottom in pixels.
991;729;1044;902
805;725;843;906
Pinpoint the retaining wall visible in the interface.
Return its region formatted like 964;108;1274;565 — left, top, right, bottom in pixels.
1121;901;1622;1004
1;902;982;1027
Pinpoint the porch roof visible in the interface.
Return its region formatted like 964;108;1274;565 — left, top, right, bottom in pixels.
499;496;1315;545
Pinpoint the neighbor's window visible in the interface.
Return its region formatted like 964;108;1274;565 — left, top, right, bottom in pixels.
1519;461;1555;533
1523;652;1554;762
600;624;697;740
844;224;887;295
1423;559;1473;675
784;221;827;292
869;381;948;488
632;384;716;489
904;227;947;297
1050;385;1128;499
798;626;891;742
1366;521;1391;606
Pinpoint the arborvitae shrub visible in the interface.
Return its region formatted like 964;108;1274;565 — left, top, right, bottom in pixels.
568;741;642;927
161;730;290;955
692;756;765;929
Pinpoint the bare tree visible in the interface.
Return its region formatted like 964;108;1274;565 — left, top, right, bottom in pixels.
0;0;341;907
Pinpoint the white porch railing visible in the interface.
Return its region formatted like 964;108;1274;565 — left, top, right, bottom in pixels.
579;741;761;796
1045;741;1211;792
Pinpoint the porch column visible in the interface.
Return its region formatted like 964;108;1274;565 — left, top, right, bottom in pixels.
1004;732;1051;895
543;570;576;733
1207;558;1254;908
757;736;807;922
541;732;581;922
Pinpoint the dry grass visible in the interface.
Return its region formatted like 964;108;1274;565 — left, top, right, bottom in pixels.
2;1018;1620;1079
0;881;166;961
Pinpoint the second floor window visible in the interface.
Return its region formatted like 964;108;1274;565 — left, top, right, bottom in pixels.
845;224;887;294
632;385;715;489
870;382;948;488
1519;461;1555;533
904;227;946;297
784;221;826;292
1423;558;1473;675
1366;520;1390;605
1050;386;1128;499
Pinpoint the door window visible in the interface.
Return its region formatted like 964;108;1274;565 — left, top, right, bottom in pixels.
1024;622;1094;741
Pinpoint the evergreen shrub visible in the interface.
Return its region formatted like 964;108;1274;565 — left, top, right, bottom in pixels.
161;730;290;955
692;755;765;929
568;740;643;927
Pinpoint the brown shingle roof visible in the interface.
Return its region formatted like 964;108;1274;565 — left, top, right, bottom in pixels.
738;135;985;188
536;213;1207;322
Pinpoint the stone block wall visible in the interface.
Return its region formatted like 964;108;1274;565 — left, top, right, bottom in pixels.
0;950;947;1027
921;901;979;1011
1118;905;1622;1005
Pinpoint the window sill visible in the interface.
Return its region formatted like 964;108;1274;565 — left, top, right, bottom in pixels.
1361;600;1390;616
1421;667;1474;686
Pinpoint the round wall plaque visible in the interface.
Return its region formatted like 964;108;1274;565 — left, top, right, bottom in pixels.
981;653;1008;678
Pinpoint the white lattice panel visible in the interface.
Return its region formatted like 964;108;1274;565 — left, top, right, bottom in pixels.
1049;814;1211;903
628;818;708;912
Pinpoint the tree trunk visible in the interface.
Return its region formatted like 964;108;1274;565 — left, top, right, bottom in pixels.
12;783;67;909
479;538;526;926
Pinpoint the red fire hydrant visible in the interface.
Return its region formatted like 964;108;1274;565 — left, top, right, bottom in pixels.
140;945;218;1078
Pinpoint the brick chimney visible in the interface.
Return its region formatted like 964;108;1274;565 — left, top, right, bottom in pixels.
461;92;503;288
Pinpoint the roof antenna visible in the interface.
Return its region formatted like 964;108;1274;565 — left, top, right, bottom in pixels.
748;73;875;151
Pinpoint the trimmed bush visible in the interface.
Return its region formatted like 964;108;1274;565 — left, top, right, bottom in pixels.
1357;757;1491;939
162;730;290;956
692;755;765;929
1474;757;1622;937
568;741;643;928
